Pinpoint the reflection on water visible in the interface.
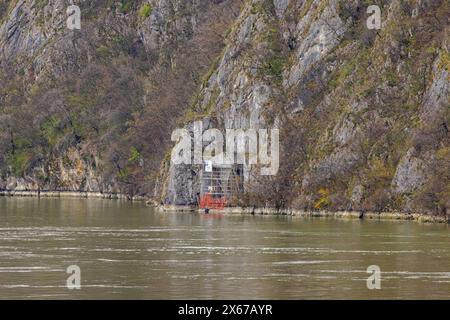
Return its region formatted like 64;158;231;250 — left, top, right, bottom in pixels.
0;197;449;299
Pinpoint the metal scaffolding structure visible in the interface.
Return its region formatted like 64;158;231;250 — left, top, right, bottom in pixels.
200;163;244;199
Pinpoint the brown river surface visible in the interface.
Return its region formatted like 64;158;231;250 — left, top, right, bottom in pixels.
0;197;448;299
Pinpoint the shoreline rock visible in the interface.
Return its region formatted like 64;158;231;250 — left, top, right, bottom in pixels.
2;192;447;223
156;205;449;224
0;190;146;201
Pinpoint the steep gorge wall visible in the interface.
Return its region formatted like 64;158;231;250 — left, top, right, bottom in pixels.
159;0;449;216
0;0;242;195
0;0;448;216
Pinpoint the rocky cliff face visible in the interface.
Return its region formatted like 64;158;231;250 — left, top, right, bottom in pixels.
160;0;449;216
1;0;449;216
0;0;241;194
